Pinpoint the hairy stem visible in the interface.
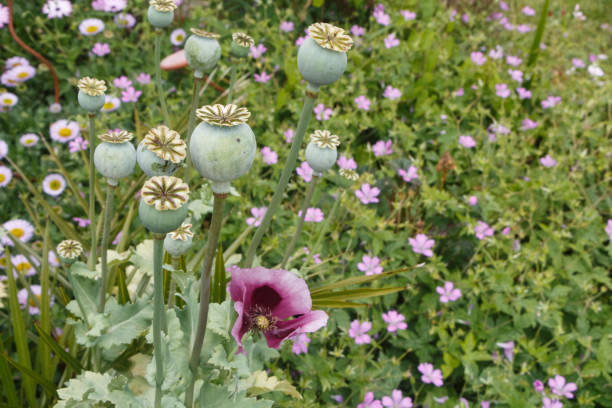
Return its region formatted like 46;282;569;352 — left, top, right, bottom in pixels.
226;63;237;105
244;88;317;267
88;114;97;270
97;184;115;313
154;31;170;126
184;193;227;408
184;77;203;185
167;256;179;309
280;175;319;268
153;237;165;408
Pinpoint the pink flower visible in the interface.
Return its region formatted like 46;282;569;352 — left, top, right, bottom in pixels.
418;363;443;387
474;221;494;239
136;72;151;84
279;21;294;32
121;86;141;103
459;135;476;148
355;95;371;111
382;390;412;408
496;341;515;361
73;217;91;227
516;87;532;99
540;154;557;168
383;85;401;100
516;24;532;33
355;183;380;204
401;10;416;21
384;33;400;48
541;95;561;108
471;51;487;66
468;196;478;206
358;392;382;408
522;6;535;15
542;398;563;408
572;58;585;68
398;165;418;182
437;281;461;303
548;375;577;398
229;267;328;352
455;87;464;97
506;55;522;66
113;75;132;88
499;1;509;10
249;43;267;59
295;36;306;46
508;69;523;82
296;161;314;182
373;9;390;26
68;136;88;153
246;207;267;227
284;128;294;143
313;103;333;121
18;285;53;314
337;155;357;170
521;117;538;130
290;333;310;354
372;139;393;156
489;45;504;59
0;5;9;28
254;71;272;83
382;310;407;333
91;42;110;57
533;380;545;393
260;146;277;164
358;255;383;276
349;320;372;344
409;234;435;257
114;12;136;28
495;83;511;98
302;207;324;222
351;25;365;36
112;231;122;245
605;219;612;241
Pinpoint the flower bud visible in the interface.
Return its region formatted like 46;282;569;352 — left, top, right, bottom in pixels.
94;130;136;185
138;176;189;234
185;29;221;77
163;223;193;257
305;130;340;173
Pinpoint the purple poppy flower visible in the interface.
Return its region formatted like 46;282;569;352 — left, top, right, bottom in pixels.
136;72;151;84
522;6;535;15
313;103;333;121
114;75;132;88
521;117;538;130
372;139;393;156
401;10;416;21
284;128;294;143
459;135;476;148
254;71;272;83
533;380;544;392
296;161;314;182
249;43;267;59
358;255;383;276
91;42;110;57
495;83;511;98
260;146;277;164
229;267;328;352
383;85;401;100
351;25;365;36
541;95;561;108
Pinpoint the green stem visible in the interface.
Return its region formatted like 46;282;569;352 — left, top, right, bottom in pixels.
185;193;227;408
153;237;165;408
155;31;170;126
88;114;97;270
226;63;237;105
311;190;343;260
184;77;203;185
244;87;317;267
97;184;115;313
168;256;179;309
280;175;319;268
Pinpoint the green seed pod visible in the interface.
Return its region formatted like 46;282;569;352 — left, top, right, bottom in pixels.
305;130;340;173
147;0;176;28
94;130;136;185
185;29;221;77
137;126;186;177
230;32;254;59
138;176;190;234
297;23;353;89
190;104;256;194
56;240;83;265
76;77;106;112
163;223;193;257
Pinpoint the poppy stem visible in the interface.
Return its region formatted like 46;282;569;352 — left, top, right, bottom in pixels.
244;86;318;267
280;175;319;269
152;237;165;408
97;183;115;313
87;113;97;270
226;63;237;104
185;193;227;408
183;76;203;185
154;30;170;126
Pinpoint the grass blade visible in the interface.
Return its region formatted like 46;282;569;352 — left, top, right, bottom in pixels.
2;353;57;398
311;286;405;301
0;340;19;406
39;220;52;381
526;0;550;67
312;300;368;308
34;324;83;375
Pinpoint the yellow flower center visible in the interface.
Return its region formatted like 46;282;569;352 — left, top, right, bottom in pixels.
16;262;31;273
103;102;114;110
29;294;41;308
255;315;270;330
0;257;6;267
50;180;61;190
86;25;98;33
176;34;183;41
0;174;4;183
3;98;13;104
10;228;24;238
58;128;72;138
17;72;29;79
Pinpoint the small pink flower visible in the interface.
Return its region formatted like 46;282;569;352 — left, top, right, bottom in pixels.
112;231;122;245
358;255;383;276
436;281;461;303
382;310;407;333
541;95;561;108
572;58;585;68
533;380;545;393
384;33;400;48
73;217;91;227
254;71;272;83
373;9;390;26
522;6;535;16
499;1;509;10
516;24;532;33
383;85;401;100
290;333;310;354
68;136;88;153
349;320;372;344
540;154;557;168
355;183;380;204
313;103;332;121
548;375;577;399
302;207;324;222
136;72;151;84
260;146;277;165
506;55;522;66
246;207;267;227
296;161;314;182
605;219;612;241
372;140;393;156
474;221;494;239
495;83;511;98
249;43;267;59
418;363;444;387
358;391;382;408
354;95;371;111
489;45;504;59
113;75;132;89
455;87;464;97
496;341;515;362
279;21;294;32
91;42;110;57
542;398;563;408
398;165;418;182
401;10;416;21
121;86;142;103
337;155;357;170
409;234;435;257
471;51;487;66
508;69;523;82
295;36;306;46
351;25;365;36
284;128;294;143
521;117;538;130
459;135;476;148
468;196;478;206
516;87;532;99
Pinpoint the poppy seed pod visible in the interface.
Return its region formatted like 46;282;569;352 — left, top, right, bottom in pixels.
297;23;353;89
138;176;189;234
147;0;176;28
230;32;254;59
94;130;136;185
163;223;193;257
305;130;341;173
185;29;221;77
190;104;256;194
137;125;186;177
56;240;83;265
77;77;106;112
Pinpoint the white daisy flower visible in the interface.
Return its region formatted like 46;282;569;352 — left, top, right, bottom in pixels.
78;18;105;36
588;64;604;77
42;173;67;197
9;65;36;82
5;56;30;69
18;285;52;314
0;250;7;269
49;119;80;143
42;0;73;18
0;70;18;88
48;250;60;267
2;219;35;246
19;133;39;147
0;166;12;187
0;92;18;108
101;95;121;112
0;139;7;159
11;254;38;277
170;28;186;46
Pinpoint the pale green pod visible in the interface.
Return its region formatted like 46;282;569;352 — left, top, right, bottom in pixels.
78;91;105;112
185;29;221;76
137;140;180;177
147;5;173;28
306;141;338;173
163;234;192;257
139;199;188;234
94;142;136;185
297;37;347;88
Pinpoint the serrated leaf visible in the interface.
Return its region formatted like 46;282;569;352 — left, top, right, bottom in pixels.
244;370;302;400
207;299;232;339
130;240;155;277
96;297;153;348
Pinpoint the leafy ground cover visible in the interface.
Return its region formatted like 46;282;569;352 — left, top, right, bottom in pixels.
0;0;610;407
